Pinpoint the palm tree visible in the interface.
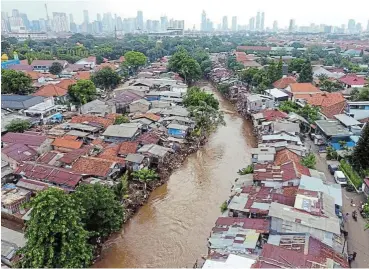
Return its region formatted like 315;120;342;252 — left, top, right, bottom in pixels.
113;172;129;202
132;168;158;192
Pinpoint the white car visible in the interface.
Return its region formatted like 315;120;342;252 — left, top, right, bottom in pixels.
334;171;348;186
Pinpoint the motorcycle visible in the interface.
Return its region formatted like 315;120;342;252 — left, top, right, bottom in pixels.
352;210;357;221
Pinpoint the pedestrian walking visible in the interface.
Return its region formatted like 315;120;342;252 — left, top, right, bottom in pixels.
343;213;349;222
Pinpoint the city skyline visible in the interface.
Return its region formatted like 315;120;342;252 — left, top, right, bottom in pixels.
2;0;369;30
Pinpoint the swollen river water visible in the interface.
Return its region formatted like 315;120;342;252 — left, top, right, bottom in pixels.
94;81;257;268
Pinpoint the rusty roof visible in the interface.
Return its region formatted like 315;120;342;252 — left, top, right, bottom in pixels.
118;141;138;155
56;79;76;90
52;138;83;149
33;84;68;97
14;162;82;188
215;217;270;234
58;146;91;164
72;156;116;177
2;132;48;147
70;115;114;129
135;132;160;145
133;113;161;122
2;144;37;162
98;144;126;165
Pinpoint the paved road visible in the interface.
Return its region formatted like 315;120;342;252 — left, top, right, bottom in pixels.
305;138;369;268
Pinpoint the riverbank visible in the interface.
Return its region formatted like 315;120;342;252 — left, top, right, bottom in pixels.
94;81;256;268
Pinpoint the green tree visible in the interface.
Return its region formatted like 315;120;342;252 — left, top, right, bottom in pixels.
1;69;32;94
18;188;92;268
113;172;129;201
114;115;130;124
49;62;63;75
183;86;219;110
91;67;121;90
73;184;124;238
238;165;254;175
298;104;320;122
189;101;225;134
96;55;104;64
276;58;283;81
279;101;299;113
288;58;306;73
351;88;369;101
68;80;96;105
124;51;147;72
5;119;31;133
132;168;158;192
169;47;202;84
267;61;278;84
240;68;259;85
298;61;313;82
352;123;369;171
301;152;316;169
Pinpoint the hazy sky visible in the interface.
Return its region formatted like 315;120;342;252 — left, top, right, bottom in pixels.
2;0;369;29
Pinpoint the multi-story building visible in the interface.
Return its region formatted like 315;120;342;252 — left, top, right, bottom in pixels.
20;13;30;30
256;12;260;30
231;16;237;31
160;16;168;31
92;21;102;33
52;12;69;32
83;10;89;24
31;20;41;31
137;11;144;31
9;16;24;32
348;19;355;33
152;20;160;32
206;18;213;31
97;13;101;22
7;32;48;41
289;19;295;32
222;16;228;31
273;21;278;32
261;12;265;31
1;12;10;33
249;17;255;31
201;10;207;31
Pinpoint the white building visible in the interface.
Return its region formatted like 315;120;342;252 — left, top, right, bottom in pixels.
52;12;69;32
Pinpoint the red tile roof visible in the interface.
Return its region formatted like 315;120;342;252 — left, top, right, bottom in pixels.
215;217;270;233
274;149;301;166
135;132;160;145
72;156;116;177
56;79;76;90
15;162;82;188
23;71;43;80
2;144;37;162
33;84;67;97
262;109;288;121
2;132;48;147
339;74;366;86
70;115;114;128
63;135;78;140
75;71;91;80
52;138;83;149
300;92;346;119
273;76;297;89
98;144;126;165
118;141;138;155
289;83;321;93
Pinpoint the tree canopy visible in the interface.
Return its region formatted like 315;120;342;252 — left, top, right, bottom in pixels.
123;51;147;72
49;62;63;75
5;119;31;133
68;79;96;104
1;69;32;95
352;123;369;172
168;47;202;84
298;61;313;83
91;67;121;90
72;184;124;238
189;101;225;135
183;86;219;110
114;115;130;124
18;188;92;268
350;88;369;101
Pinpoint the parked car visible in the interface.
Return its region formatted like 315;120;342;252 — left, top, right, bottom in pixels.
327;160;340;175
334;171;348;186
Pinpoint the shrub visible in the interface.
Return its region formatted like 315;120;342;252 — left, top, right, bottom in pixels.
339;159;363;188
238;165;254;175
220;201;228;213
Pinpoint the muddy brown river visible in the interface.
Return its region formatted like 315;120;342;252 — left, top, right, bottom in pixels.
94;82;256;268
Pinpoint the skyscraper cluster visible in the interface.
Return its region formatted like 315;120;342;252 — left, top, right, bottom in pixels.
200;11;266;32
1;8;184;34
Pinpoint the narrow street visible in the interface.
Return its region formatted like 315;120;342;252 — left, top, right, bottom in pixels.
306;139;369;268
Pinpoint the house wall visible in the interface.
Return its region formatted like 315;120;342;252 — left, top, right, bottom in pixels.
347;105;369;120
129;102;150;113
104;135;131;143
261;179;300;188
1;154;18;170
270;217;334;248
38;139;53;154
